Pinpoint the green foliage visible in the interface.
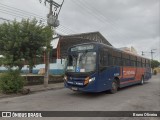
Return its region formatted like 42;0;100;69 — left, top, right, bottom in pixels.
0;57;4;66
0;21;23;68
151;60;160;69
0;70;25;93
0;19;53;70
153;70;157;75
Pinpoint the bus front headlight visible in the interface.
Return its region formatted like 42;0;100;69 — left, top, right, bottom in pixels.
64;75;68;81
89;77;95;83
84;77;95;85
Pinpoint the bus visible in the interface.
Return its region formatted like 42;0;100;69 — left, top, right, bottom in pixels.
64;42;151;93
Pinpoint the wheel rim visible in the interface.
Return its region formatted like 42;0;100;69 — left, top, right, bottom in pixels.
141;78;144;84
112;82;117;91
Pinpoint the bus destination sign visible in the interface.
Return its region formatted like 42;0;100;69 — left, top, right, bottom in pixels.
71;44;94;52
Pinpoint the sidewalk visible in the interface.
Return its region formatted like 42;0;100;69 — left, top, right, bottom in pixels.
24;82;64;93
0;82;64;99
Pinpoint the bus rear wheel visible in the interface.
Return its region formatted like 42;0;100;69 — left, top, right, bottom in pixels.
140;76;144;85
110;80;118;94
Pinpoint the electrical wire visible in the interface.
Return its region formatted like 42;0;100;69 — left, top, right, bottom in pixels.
73;0;134;45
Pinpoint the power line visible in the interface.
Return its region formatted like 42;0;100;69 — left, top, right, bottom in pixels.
0;17;11;22
0;9;35;19
73;0;158;49
0;3;45;19
0;16;70;35
0;3;77;35
0;1;123;38
77;0;160;60
0;12;73;35
0;10;29;19
73;0;135;44
70;0;118;43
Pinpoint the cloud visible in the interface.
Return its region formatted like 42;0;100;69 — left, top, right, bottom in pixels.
0;0;159;60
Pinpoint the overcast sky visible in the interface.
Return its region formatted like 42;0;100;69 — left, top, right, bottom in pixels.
0;0;159;61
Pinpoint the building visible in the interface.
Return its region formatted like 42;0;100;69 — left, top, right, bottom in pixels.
52;31;112;60
119;46;138;55
154;67;160;74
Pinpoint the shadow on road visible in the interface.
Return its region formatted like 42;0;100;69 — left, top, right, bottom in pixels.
66;81;150;99
118;81;150;92
67;91;107;99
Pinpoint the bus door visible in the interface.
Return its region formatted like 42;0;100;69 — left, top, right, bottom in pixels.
98;51;113;91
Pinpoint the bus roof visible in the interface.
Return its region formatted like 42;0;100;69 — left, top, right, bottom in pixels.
69;42;150;61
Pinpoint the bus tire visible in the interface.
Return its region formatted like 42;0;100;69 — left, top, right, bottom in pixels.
110;80;118;94
140;76;144;85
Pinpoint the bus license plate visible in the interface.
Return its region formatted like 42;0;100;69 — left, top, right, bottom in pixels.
72;87;78;91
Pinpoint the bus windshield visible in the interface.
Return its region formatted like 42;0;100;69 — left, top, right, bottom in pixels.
66;51;96;73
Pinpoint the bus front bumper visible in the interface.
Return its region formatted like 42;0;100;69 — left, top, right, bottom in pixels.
64;81;98;92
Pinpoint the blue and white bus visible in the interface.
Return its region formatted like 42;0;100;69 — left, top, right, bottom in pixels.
64;42;151;93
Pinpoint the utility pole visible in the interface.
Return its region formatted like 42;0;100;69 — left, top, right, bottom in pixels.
141;51;145;56
150;49;156;60
149;49;156;74
39;0;64;87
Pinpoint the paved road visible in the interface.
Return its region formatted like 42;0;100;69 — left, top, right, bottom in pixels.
0;74;159;120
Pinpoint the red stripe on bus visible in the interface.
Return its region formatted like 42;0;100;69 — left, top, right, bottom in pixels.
120;79;140;84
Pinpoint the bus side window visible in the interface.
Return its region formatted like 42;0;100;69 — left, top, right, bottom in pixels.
134;61;136;67
131;60;135;66
117;57;122;66
100;50;108;66
143;63;145;67
122;58;125;66
108;55;113;66
137;61;142;67
112;56;116;65
137;61;139;67
99;50;104;66
68;55;73;66
146;60;150;67
103;53;108;66
126;59;130;66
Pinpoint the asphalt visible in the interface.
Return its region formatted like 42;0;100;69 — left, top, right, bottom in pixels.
0;74;159;120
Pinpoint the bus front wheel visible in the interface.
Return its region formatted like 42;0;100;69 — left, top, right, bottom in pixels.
110;80;118;94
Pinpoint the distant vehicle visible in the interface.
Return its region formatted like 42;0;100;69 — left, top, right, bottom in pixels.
64;42;151;93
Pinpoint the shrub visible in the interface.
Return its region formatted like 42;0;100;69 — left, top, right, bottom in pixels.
153;70;157;75
0;70;25;94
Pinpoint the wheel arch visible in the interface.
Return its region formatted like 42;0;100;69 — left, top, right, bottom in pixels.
114;77;120;88
142;74;144;80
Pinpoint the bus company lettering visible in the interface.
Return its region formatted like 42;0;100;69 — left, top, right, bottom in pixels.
123;71;135;75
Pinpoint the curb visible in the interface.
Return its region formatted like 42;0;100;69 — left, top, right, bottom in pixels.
30;86;64;94
0;84;64;99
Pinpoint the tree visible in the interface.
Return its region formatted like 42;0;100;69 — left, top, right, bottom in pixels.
0;57;4;66
0;21;24;69
19;19;53;73
151;60;160;69
0;19;53;71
